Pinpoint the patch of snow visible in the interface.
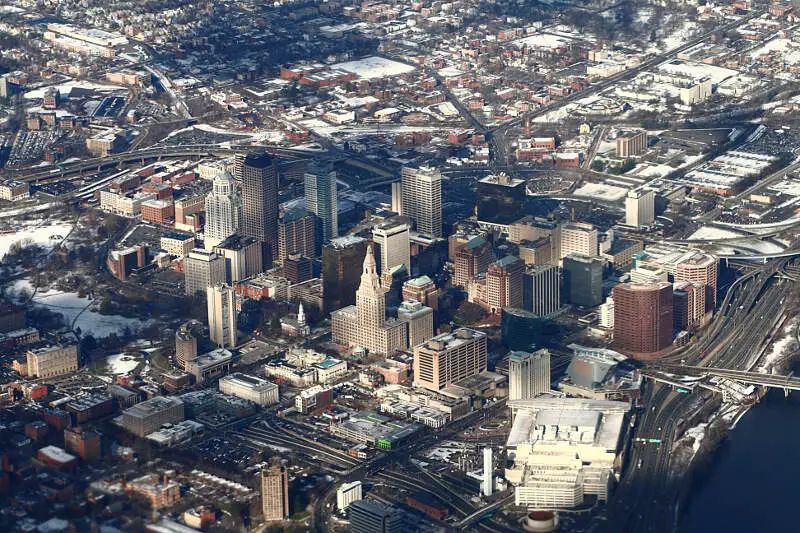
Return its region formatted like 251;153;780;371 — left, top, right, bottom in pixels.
0;221;73;259
102;352;142;375
759;318;798;372
9;279;151;338
332;56;416;80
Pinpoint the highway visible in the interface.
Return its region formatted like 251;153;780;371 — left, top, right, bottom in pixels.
607;253;798;533
485;12;762;160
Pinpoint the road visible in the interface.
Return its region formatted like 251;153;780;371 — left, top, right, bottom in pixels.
607;254;797;532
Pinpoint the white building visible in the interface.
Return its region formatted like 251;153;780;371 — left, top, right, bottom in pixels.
337;481;363;510
207;284;237;348
625;188;655;228
372;218;411;275
219;373;279;406
483;447;494;497
508;349;551;400
599;297;614;329
559;223;598;261
204;173;242;250
506;398;629;510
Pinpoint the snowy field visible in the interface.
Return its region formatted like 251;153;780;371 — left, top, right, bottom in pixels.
0;221;73;259
8;279;152;338
332;56;415;80
101;352;143;375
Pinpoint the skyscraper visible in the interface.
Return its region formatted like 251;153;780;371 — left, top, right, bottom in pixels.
453;236;495;288
400;166;442;238
372;217;411;275
476;173;526;225
397;299;434;348
322;236;368;313
175;323;197;368
304;164;338;245
560;222;598;261
261;466;289;521
203;172;242;250
277;208;316;263
486;255;525;313
562;254;604;307
207;284;237;348
625;188;655;228
240;151;278;266
613;282;674;356
675;252;718;313
330;245;408;356
413;328;487;390
184;249;226;297
522;264;561;317
508;349;550;400
213;234;263;283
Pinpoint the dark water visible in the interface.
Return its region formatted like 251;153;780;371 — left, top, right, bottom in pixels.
682;388;800;532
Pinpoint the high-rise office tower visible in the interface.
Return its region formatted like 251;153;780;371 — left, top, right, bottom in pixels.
508;349;551;400
372;218;411;275
356;245;386;331
413;328;487;390
213;234;263;284
613;282;673;356
322;236;368;313
349;500;405;533
509;216;562;262
672;281;706;330
675;252;718;313
391;182;403;215
402;276;439;312
240;150;278;266
476;173;526;225
625;188;655;228
599;297;614;329
304;164;338;245
483;447;493;497
175;323;197;368
330;245;408;356
562;253;604;307
486;255;525;313
184;249;226;297
283;253;313;284
261;466;289;521
204;172;242;250
400;166;442;238
560;222;598;261
397;299;434;348
278;208;316;263
207;284;237;348
453;236;495;288
522;264;561;317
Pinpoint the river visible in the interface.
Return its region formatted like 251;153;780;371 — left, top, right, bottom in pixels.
681;388;800;532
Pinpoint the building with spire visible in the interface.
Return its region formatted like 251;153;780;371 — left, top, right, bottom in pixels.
331;245;408;356
281;302;311;338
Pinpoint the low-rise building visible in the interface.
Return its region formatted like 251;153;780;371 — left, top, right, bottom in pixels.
122;396;185;437
219;373;279;406
26;343;79;378
185;348;232;383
